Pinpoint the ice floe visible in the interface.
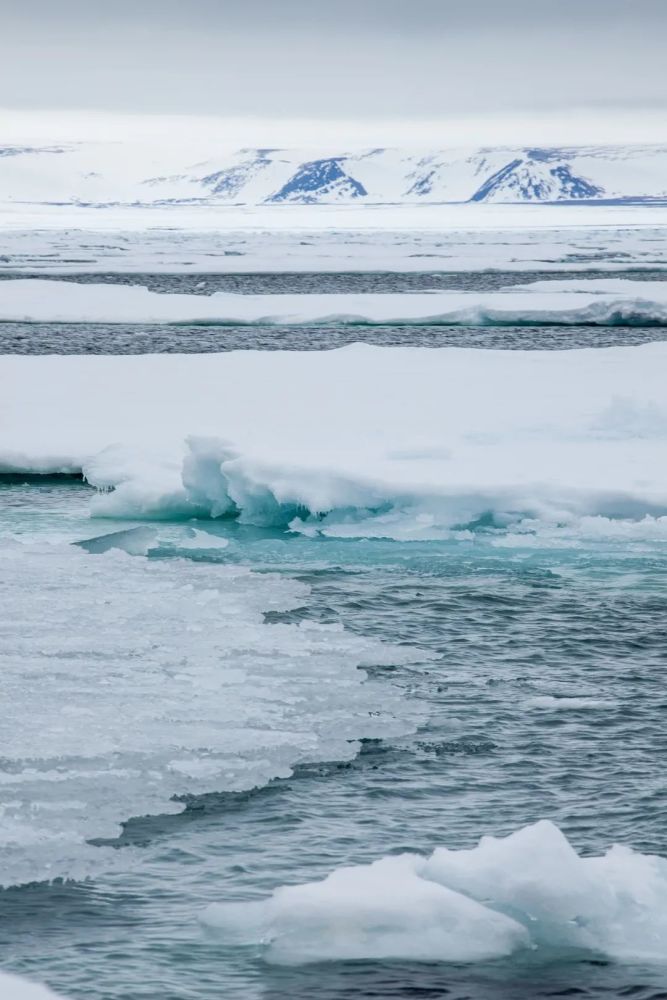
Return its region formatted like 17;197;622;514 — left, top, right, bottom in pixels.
204;820;667;965
1;277;667;325
1;341;666;538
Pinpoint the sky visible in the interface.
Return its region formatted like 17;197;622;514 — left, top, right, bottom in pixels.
2;0;667;144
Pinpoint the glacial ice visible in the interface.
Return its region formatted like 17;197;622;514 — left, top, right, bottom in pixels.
1;277;667;324
204;820;667;965
0;539;426;887
1;341;666;539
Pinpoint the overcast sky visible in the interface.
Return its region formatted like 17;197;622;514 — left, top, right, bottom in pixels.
2;0;666;142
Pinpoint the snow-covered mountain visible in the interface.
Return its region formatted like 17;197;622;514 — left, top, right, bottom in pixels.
1;143;666;207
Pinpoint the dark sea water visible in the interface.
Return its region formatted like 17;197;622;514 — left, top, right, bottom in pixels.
3;266;667;292
2;269;667;354
2;271;667;1000
6;321;667;353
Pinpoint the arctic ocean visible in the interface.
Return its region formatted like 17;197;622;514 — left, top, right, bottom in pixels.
2;217;667;1000
6;0;667;992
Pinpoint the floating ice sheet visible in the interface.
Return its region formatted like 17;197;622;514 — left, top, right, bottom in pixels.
2;341;666;539
1;277;667;325
0;539;425;887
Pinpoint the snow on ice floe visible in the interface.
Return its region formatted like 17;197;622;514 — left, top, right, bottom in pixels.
2;277;667;325
203;820;667;966
0;539;426;887
1;342;667;539
0;972;66;1000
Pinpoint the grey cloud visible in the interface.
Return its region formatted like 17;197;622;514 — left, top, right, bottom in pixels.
1;0;665;116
